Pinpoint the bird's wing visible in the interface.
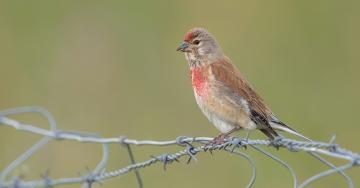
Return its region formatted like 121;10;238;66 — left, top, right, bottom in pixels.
209;57;278;139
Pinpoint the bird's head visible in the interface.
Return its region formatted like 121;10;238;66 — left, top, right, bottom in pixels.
177;28;222;66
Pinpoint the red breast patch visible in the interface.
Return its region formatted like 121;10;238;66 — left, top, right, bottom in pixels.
190;67;208;96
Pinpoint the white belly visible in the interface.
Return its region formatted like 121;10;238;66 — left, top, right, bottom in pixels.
194;93;236;133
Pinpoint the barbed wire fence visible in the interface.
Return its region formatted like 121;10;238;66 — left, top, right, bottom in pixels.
0;107;359;188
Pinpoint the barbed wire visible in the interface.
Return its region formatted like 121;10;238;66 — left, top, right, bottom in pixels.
0;107;359;188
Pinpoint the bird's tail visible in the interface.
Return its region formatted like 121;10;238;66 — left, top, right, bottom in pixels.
270;121;312;141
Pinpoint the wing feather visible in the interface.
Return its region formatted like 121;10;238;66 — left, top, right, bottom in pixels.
209;57;278;138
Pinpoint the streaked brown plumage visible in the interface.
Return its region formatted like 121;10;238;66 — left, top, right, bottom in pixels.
177;28;304;142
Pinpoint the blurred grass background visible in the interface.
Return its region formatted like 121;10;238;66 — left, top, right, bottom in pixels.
0;0;359;187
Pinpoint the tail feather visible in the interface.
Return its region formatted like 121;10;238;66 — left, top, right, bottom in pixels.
270;121;311;141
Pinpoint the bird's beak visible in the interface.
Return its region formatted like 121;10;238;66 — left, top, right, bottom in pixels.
176;42;189;52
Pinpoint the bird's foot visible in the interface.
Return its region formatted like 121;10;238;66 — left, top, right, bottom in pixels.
208;133;229;145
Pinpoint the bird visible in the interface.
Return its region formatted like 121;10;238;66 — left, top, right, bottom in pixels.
177;28;308;143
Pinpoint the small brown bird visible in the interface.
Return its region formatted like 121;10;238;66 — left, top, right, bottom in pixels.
177;28;307;143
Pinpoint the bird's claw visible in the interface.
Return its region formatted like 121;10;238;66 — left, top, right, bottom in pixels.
206;134;229;146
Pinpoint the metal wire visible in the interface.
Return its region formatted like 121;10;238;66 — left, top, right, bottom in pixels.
0;107;359;188
123;143;143;188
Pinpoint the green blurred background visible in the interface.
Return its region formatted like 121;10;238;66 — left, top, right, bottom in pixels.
0;0;359;187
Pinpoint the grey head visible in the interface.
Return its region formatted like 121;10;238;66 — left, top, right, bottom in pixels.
177;28;223;66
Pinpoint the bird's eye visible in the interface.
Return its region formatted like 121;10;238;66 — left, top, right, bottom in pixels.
193;40;200;45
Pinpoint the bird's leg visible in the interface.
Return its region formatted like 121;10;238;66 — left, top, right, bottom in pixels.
210;126;241;145
245;130;252;141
